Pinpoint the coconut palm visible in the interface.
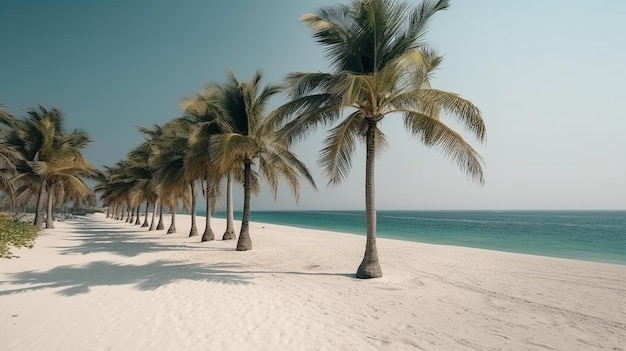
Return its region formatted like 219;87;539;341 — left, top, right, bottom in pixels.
210;70;317;251
180;86;234;242
126;143;157;227
7;106;63;228
278;0;486;278
149;119;194;235
0;105;22;209
95;161;136;221
185;126;221;242
6;106;100;229
136;125;165;231
40;129;100;228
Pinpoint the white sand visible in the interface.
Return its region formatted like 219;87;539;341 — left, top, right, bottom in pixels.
1;213;624;351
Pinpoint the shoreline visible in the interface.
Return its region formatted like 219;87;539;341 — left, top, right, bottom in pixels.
208;210;626;266
2;213;625;350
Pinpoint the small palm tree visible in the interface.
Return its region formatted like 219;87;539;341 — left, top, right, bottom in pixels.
210;70;317;251
278;0;486;278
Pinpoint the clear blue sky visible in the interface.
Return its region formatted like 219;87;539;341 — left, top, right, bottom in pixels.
1;0;625;210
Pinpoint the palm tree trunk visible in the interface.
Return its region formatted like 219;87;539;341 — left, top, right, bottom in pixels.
134;205;141;225
141;201;149;227
156;200;165;230
45;184;55;229
222;172;236;240
149;201;157;231
189;182;198;237
33;179;46;229
202;181;215;242
236;159;253;251
128;206;134;223
167;206;176;234
356;119;382;279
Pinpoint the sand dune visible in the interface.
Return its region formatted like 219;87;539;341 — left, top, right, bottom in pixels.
1;213;624;350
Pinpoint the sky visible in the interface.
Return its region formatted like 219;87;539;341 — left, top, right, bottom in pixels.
1;0;625;211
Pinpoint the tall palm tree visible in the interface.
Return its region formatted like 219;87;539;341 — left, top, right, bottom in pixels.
9;106;63;228
6;106;100;229
185;131;221;242
278;0;486;278
136;125;164;231
126;140;158;228
39;129;100;228
210;70;317;251
181;86;233;242
150;119;194;235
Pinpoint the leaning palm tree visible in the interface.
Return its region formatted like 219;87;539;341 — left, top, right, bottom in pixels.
277;0;486;278
210;70;317;251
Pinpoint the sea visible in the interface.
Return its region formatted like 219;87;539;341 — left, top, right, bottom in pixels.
208;210;626;265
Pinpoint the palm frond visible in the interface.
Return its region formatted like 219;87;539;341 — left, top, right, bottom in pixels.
404;111;484;184
318;111;364;185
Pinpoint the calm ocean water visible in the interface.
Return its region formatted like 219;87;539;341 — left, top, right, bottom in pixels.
209;210;626;265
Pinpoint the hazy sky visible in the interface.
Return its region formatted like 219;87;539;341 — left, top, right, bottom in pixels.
1;0;625;210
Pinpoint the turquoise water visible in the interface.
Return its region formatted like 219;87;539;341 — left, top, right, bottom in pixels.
209;210;626;265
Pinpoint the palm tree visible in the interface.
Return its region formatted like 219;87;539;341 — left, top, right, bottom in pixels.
136;125;164;231
210;70;317;251
150;119;194;235
6;106;100;229
95;161;137;222
126;139;158;228
40;129;100;228
181;86;232;242
278;0;486;278
8;106;63;228
0;105;22;209
185;134;221;242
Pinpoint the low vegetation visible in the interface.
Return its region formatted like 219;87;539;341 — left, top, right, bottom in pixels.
0;213;38;258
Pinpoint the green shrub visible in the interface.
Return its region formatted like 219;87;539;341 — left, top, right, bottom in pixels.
0;214;39;258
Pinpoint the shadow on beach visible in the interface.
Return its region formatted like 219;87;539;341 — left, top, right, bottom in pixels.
0;260;251;296
55;216;226;257
1;216;357;297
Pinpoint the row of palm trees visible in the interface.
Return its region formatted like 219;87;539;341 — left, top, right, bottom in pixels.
98;0;486;279
96;70;317;253
22;0;484;280
0;104;99;229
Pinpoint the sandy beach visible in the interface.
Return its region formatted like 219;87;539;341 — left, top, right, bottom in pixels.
1;213;624;350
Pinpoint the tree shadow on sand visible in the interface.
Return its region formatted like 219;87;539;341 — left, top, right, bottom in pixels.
0;261;250;297
54;217;226;257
